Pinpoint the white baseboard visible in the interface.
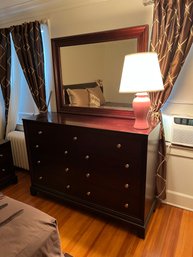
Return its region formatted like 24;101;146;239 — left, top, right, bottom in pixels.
163;190;193;212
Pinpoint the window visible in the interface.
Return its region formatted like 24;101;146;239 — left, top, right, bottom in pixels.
7;23;53;134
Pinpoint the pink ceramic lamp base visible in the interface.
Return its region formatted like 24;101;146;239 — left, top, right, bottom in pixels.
132;92;151;130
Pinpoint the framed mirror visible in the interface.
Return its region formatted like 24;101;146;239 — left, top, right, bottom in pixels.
51;24;149;118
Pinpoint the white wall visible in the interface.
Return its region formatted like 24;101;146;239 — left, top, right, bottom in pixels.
49;1;153;38
164;144;193;211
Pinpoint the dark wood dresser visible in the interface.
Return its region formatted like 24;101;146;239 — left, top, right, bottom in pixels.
23;112;160;238
0;139;17;188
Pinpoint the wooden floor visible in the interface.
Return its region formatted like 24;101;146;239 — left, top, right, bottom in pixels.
2;170;193;257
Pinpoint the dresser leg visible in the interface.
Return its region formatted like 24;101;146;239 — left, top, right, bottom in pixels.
136;229;146;239
12;176;18;184
30;186;37;196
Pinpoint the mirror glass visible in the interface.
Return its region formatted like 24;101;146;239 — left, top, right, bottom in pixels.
52;25;149;117
61;39;136;105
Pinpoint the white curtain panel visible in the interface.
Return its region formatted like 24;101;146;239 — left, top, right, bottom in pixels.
0;90;5;139
41;22;56;111
6;36;22;136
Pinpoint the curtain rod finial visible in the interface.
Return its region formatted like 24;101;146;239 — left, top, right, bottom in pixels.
143;0;154;6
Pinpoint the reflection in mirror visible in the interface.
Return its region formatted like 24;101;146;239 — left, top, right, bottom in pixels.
52;24;149;117
61;39;137;105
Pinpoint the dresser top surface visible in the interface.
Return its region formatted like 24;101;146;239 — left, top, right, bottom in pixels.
23;112;159;135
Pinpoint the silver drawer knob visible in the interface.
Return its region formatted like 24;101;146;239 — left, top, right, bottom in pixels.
124;203;129;208
64;150;68;155
39;176;43;180
124;183;130;189
73;136;78;141
86;191;91;196
85;155;90;160
35;144;39;148
0;154;3;157
37;160;41;164
86;173;90;178
2;168;5;172
116;144;122;149
38;131;43;135
66;185;70;189
65;168;69;172
125;164;130;168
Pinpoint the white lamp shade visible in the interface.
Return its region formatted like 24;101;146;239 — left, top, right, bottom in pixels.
119;52;164;93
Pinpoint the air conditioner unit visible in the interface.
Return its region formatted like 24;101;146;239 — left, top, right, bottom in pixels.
162;114;193;147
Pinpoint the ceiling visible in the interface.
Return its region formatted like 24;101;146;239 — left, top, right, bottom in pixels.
0;0;109;26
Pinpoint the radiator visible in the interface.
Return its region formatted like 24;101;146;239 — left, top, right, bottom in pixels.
7;131;29;170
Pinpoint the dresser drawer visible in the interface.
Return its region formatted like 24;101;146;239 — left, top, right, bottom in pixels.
0;140;16;188
60;180;140;217
0;164;13;179
0;144;12;163
62;127;146;162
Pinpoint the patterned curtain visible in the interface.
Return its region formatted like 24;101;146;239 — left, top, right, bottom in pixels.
150;0;193;199
11;21;47;112
0;28;11;125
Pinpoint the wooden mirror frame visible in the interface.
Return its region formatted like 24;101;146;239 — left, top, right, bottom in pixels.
51;24;149;118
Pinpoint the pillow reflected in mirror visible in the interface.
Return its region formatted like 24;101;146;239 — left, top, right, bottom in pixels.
87;85;105;105
67;88;89;106
89;93;101;107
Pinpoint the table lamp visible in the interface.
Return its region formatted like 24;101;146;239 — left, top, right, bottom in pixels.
119;52;164;129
